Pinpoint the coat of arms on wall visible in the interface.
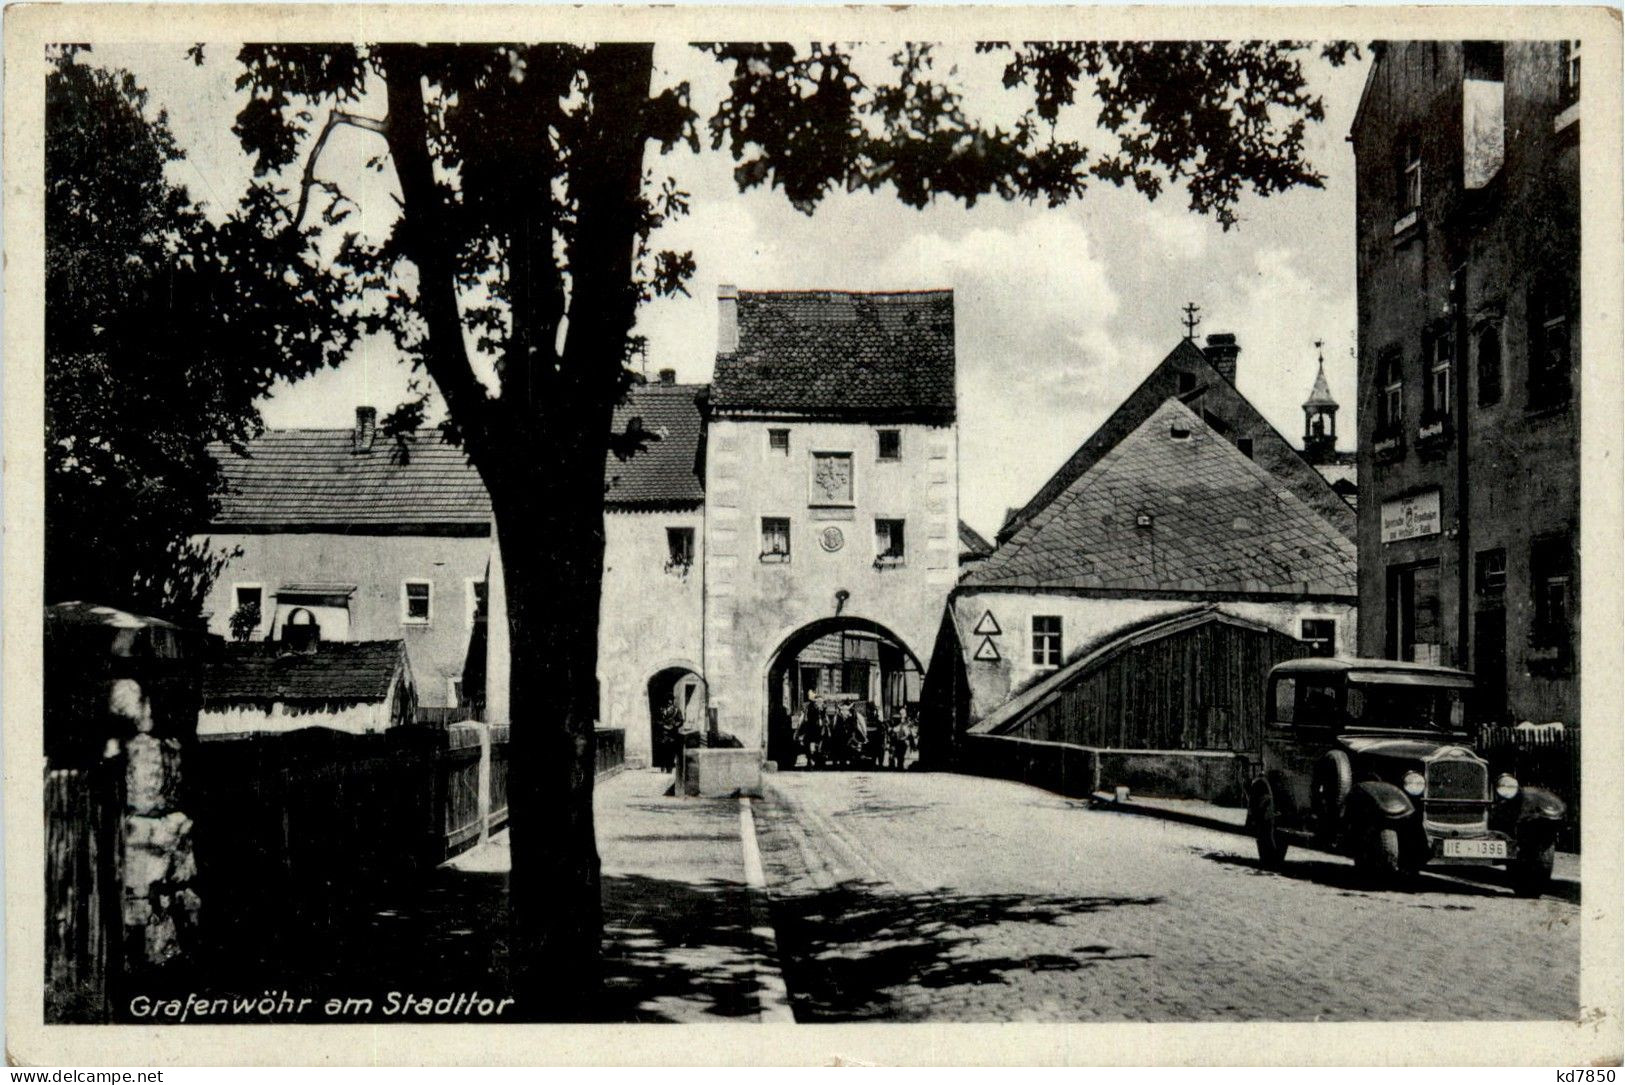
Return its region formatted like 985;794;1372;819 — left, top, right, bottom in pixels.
819;526;845;552
811;452;853;504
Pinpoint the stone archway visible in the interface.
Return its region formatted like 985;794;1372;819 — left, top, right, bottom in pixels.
763;617;924;770
646;666;704;770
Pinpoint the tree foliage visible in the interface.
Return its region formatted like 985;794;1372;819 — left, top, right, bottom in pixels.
45;50;357;621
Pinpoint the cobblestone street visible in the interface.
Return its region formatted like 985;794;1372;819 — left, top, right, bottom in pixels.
754;771;1581;1023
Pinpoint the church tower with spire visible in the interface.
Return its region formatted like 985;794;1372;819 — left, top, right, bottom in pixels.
1301;342;1339;466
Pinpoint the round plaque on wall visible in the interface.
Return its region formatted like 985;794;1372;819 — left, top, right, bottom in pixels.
819;526;845;552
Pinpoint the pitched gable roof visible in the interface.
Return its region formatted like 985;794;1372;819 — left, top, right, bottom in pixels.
960;398;1356;598
203;640;408;704
995;337;1355;544
711;289;955;423
605;383;707;508
958;520;995;559
209;429;490;533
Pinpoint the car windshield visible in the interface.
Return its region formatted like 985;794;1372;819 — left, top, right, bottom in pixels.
1345;682;1466;731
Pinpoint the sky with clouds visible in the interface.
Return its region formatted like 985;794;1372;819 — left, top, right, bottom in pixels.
90;42;1370;538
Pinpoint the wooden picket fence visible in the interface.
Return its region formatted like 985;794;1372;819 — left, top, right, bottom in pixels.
1477;725;1581;851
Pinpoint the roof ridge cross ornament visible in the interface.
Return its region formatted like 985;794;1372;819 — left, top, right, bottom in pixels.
1182;302;1201;341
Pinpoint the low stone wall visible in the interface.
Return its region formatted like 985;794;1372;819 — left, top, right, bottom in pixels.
961;733;1249;806
677;748;762;798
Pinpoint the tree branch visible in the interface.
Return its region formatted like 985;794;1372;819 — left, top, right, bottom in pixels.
292;109;388;231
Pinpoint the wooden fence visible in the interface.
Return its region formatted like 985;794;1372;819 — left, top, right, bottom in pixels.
1478;725;1581;851
44;766;120;1023
47;720;626;1020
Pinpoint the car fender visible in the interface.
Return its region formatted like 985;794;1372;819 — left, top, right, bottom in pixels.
1492;784;1566;833
1348;779;1414;822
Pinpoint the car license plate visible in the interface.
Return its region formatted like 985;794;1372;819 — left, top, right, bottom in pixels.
1442;838;1507;859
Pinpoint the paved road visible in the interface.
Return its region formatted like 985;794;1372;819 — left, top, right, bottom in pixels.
754;771;1580;1023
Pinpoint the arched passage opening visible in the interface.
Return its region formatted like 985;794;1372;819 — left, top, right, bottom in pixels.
646;666;704;771
765;617;924;770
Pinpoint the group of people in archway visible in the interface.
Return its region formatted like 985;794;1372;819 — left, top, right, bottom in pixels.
791;696;916;770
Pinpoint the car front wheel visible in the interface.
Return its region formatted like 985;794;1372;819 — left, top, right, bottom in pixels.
1354;824;1405;888
1251;790;1288;869
1509;838;1556;898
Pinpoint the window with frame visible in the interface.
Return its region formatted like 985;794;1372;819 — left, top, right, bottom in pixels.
767;428;790;456
402;580;432;624
1272;677;1297;723
1561;40;1581;107
809;452;854;506
234;584;263;618
1426;330;1453;420
1531;534;1573;648
876;429;902;462
1397;134;1422;213
666;526;695;569
761;517;791;562
1529;274;1573;408
230;584;264;640
1031;615;1062;668
1475;323;1503;406
1476;548;1507;596
1377;349;1405;434
874;518;905;563
1300;619;1336;657
467;579;488;626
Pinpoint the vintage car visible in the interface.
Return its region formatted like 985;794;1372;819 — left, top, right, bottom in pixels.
1246;658;1565;895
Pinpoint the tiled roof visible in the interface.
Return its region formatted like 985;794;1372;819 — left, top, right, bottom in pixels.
996;337;1355;544
606;383;707;508
711;290;955;422
960;398;1357;598
208;429;490;531
958;520;994;558
203;640;407;704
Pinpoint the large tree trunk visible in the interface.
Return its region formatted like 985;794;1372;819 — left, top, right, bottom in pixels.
488;449;610;1019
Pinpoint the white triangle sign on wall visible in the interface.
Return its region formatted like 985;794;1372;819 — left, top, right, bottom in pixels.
973;636;1001;662
972;610;1001;636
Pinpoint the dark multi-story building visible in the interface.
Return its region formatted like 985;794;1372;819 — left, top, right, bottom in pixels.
1351;41;1580;725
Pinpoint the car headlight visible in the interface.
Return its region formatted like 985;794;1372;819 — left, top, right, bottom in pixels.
1496;774;1520;800
1402;770;1426;797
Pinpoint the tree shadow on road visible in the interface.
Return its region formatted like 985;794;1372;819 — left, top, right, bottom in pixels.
768;882;1161;1021
595;872;768;1023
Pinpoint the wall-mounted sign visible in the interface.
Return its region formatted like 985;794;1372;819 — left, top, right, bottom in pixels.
973;610;1001;636
1381;489;1442;544
819;526;845;552
973;636;1001;662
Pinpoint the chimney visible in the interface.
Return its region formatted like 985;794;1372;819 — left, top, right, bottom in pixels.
658;368;677;385
353;406;377;453
717;284;739;354
1204;333;1240;385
